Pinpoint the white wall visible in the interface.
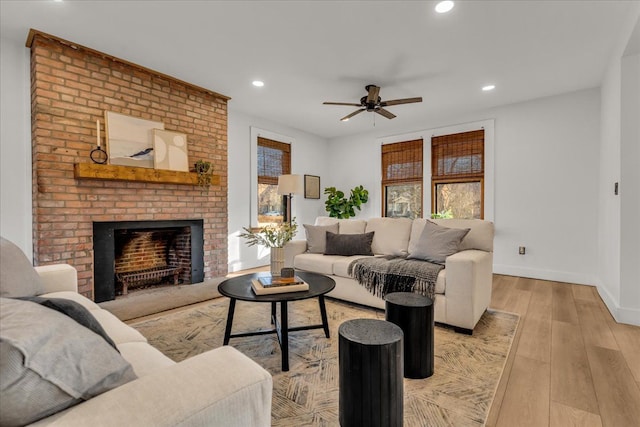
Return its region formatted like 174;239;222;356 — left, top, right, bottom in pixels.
619;52;640;323
227;109;328;271
329;88;601;286
598;15;640;326
0;35;32;259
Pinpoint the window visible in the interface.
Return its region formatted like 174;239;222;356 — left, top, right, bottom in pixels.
431;129;484;219
257;137;290;225
381;139;423;219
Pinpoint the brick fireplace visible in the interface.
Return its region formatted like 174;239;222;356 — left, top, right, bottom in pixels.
93;219;204;302
28;29;228;300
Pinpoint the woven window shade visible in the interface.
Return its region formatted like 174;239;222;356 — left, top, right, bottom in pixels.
431;130;484;179
258;137;291;185
381;139;423;184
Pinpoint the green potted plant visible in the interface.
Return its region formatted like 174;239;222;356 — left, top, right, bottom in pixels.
239;219;298;275
194;160;213;189
324;186;369;219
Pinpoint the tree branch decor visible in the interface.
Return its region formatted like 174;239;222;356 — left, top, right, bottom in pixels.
239;219;298;248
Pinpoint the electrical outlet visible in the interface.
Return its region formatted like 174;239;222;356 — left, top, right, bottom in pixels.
519;246;526;255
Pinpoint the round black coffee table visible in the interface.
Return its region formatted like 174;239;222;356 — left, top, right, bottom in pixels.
218;270;335;371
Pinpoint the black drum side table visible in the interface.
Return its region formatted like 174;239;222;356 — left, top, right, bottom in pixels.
385;292;434;379
338;318;403;427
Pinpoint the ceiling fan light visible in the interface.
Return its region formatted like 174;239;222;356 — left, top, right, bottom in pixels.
341;118;349;122
435;1;454;14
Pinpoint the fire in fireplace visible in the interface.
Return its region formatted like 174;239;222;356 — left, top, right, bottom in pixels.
93;220;204;302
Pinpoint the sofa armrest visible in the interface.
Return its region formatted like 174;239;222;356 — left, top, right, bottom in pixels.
284;240;307;268
444;250;493;331
34;264;78;294
29;346;273;427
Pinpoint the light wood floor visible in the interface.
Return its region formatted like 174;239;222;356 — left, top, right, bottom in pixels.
486;275;640;427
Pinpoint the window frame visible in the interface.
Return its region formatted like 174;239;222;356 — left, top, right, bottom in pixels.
381;139;424;219
250;127;295;228
430;129;485;219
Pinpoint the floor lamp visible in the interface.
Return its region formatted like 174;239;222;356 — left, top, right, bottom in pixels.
277;174;303;225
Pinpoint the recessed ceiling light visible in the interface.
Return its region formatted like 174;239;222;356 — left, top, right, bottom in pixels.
252;80;264;87
53;0;63;2
482;85;496;91
435;1;454;14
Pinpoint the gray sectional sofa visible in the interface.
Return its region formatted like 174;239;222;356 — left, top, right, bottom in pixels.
285;217;495;333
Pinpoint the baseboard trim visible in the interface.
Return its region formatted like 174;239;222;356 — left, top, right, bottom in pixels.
596;284;640;326
493;264;596;286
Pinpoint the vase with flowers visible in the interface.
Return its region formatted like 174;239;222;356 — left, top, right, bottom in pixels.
239;219;297;276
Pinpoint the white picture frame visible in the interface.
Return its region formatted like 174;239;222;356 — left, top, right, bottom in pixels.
105;111;164;168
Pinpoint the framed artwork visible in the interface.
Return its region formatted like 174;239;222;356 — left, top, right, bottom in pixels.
304;174;321;199
153;129;189;172
105;111;164;168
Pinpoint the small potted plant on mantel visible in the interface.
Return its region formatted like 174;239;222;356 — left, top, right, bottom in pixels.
239;219;298;276
194;160;213;189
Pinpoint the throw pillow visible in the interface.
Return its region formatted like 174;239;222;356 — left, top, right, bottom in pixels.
18;296;119;351
304;223;339;254
324;231;375;256
0;237;45;298
407;220;470;264
0;298;137;426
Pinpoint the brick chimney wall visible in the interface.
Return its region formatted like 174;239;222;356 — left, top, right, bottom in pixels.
29;31;228;299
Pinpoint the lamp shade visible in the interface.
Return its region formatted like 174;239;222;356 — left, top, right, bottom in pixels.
277;174;304;195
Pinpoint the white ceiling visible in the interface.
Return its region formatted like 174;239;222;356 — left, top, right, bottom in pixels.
1;1;638;139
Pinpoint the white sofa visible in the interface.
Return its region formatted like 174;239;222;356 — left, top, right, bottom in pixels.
0;238;272;427
285;217;495;333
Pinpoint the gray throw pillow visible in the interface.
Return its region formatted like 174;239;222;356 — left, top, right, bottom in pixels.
18;296;119;351
0;237;45;298
304;223;339;254
0;298;137;426
324;231;375;256
407;220;470;264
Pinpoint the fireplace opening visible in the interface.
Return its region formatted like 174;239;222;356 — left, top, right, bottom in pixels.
114;227;190;295
93;219;204;302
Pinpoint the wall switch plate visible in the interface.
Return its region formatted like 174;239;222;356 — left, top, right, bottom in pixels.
519;246;526;255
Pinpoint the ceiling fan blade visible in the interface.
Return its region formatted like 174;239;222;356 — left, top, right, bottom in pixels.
379;97;423;107
323;102;363;107
375;108;396;119
340;109;365;121
366;85;380;104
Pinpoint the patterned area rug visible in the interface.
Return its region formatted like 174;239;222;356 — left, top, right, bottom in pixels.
130;298;518;427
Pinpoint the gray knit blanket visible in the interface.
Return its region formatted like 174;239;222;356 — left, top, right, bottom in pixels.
348;255;444;300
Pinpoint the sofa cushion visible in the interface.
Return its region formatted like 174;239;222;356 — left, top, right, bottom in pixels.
408;220;470;264
337;220;367;234
325;232;374;256
365;217;413;256
0;237;45;298
332;255;377;278
304;223;339;253
294;253;343;275
314;217;366;234
0;298;137;426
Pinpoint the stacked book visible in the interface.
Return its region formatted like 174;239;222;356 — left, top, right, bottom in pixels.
251;275;309;295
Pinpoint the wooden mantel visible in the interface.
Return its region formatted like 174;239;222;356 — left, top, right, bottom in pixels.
74;163;220;186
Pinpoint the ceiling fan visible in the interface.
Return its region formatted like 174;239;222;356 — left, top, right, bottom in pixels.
323;84;422;121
